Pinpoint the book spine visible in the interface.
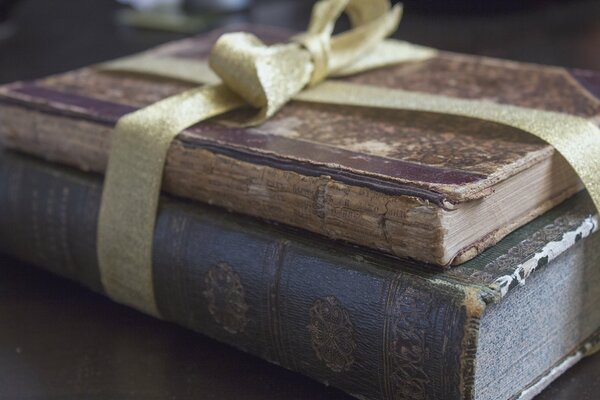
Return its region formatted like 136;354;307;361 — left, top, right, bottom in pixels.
0;153;477;400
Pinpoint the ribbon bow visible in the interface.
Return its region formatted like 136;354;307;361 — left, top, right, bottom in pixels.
209;0;401;123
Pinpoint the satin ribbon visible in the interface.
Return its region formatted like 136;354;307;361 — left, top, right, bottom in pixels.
97;0;600;316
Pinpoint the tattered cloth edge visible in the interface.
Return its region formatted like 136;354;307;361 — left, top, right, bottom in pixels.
490;214;598;298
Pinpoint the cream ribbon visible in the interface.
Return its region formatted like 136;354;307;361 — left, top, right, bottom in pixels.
98;0;600;316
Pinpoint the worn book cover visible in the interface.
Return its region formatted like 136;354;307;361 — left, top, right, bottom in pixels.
0;150;598;400
0;25;598;266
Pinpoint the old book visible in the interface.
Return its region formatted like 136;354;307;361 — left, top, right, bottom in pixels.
0;150;598;400
0;25;597;266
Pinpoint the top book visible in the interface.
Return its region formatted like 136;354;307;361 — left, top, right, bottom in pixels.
0;25;597;267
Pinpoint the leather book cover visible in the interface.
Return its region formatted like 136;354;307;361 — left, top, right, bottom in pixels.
0;150;598;400
0;25;597;266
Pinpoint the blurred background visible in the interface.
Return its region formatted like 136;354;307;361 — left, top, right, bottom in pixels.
0;0;599;84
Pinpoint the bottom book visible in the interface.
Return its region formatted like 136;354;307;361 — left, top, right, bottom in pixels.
0;150;598;400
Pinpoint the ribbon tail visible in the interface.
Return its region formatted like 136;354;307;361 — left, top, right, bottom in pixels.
97;84;244;316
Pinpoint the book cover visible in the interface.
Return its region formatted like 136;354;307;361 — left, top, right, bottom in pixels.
0;150;598;400
0;25;597;265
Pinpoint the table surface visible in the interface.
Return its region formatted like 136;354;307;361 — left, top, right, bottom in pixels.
0;0;599;399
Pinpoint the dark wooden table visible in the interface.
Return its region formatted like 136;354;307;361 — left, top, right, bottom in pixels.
0;0;599;398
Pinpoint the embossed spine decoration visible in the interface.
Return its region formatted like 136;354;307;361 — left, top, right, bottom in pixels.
203;263;249;334
381;274;465;400
384;283;431;400
307;296;356;372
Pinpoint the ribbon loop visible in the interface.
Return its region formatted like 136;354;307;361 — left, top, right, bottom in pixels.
306;0;347;35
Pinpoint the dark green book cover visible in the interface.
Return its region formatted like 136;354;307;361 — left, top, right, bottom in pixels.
0;151;598;400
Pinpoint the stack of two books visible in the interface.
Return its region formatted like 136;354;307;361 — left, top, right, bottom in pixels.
0;26;599;400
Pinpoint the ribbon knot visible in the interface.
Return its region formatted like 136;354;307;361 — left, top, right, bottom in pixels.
208;0;402;124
